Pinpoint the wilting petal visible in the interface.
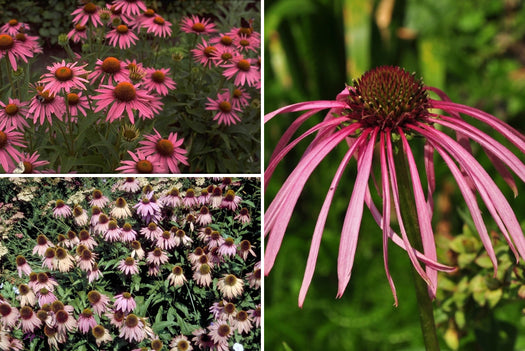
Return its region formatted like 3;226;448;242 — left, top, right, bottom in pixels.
264;100;348;123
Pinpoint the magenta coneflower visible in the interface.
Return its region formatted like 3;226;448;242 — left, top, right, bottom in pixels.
0;126;24;171
0;303;19;328
265;65;525;306
29;85;66;125
233;34;259;53
167;265;187;288
222;55;260;87
146;247;169;266
112;0;147;17
89;57;129;85
138;129;188;173
0;98;29;130
12;151;49;174
210;46;236;66
191;39;216;68
15;255;31;277
180;15;217;35
220;189;242;210
1;19;30;36
19;306;42;333
67;24;88;43
217;274;244;300
117;149;163;174
143;67;176;96
206;91;241;126
16;32;42;55
234;207;251;224
170;334;193;351
87;290;111;316
144;15;172;38
106;24;138;49
134;192;161;223
93;81;155;124
113;292;136;313
120;313;145;343
66;92;89;117
210;33;234;50
118;256;139;275
40;60;89;95
0;33;33;71
78;308;97;334
231;87;250;109
71;2;102;27
53;199;72;218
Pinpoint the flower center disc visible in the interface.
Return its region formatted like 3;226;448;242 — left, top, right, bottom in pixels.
116;24;128;34
144;9;155;17
84;2;97;14
67;93;80;105
221;36;232;45
224;274;237;286
75;24;86;32
0;34;14;50
192;23;205;32
15;33;26;41
55;67;73;81
153;16;165;25
237;59;250;72
92;325;105;338
113;82;136;102
204;46;216;57
151;70;165;83
218;324;230;337
8;19;18;26
136;160;153;173
219;101;232;113
101;57;121;73
347;66;429;129
125;314;139;327
5;103;18;115
240;39;249;47
221;52;232;61
156;139;174;156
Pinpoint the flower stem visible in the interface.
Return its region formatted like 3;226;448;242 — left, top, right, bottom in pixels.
393;142;440;351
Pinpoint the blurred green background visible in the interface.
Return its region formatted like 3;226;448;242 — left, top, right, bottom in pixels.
264;0;525;350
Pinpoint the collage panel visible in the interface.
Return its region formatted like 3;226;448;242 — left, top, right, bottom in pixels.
0;176;261;350
0;1;260;174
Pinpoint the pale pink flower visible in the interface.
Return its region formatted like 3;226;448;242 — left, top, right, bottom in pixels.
173;228;193;247
72;205;89;226
118;256;139;275
78;308;97;334
134;192;161;223
54;247;75;272
209;187;223;208
34;272;58;292
217;274;244;299
188;247;205;265
140;222;163;241
146;247;169;266
89;57;129;85
120;223;137;242
0;126;24;171
159;187;182;207
92;324;113;346
90;189;110;208
33;234;54;257
117;149;164;174
77;248;96;271
78;229;97;249
196;206;212;226
206;91;241;126
0;303;19;328
106;24;138;49
182;188;198;208
207;230;225;249
208;321;232;345
193;263;212;287
192;328;213;350
119;177;141;192
87;290;111;316
119;313;145;343
143;67;176;96
0;98;29;130
131;241;145;260
234;207;251;224
180;15;217;35
232;310;252;334
138;129;188;173
40;60;89;95
42;248;56;270
221;55;260;87
156;230;175;250
15;255;31;277
53;199;72;218
106;309;126;328
167;265;187;288
37;288;57;306
238;240;256;260
246;263;261;289
90;206;102;227
71;2;102;27
218;237;237;257
55;309;77;333
114;292;136;313
94;213;111;234
19;306;42;333
170;334;193;351
17;284;37;307
104;220;121;242
198;187;212;205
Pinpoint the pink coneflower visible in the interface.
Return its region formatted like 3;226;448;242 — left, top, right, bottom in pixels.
144;15;172;38
54;247;75;272
55;309;77;333
167;265;187;288
1;19;30;36
221;190;242;210
264;65;525;307
159;187;182;207
188;247;205;265
181;188;197;208
114;292;136;313
117;149;164;174
93;81;156;124
90;189;109;208
67;23;88;43
42;247;56;270
198;187;212;205
37;288;57;306
143;67;176;96
217;274;244;300
170;334;193;351
120;177;141;192
118;256;139;275
209;187;223;208
77;247;96;271
234;207;251;224
0;126;24;171
53;199;72;218
0;33;33;71
78;308;97;334
94;213;111;235
72;205;89;226
134;192;161;223
106;24;138;49
196;206;212;226
112;0;147;17
156;230;176;250
105;309;126;328
193;253;212;272
206;91;241;126
29;85;66;125
218;237;237;257
138;129;188;173
238;240;256;261
40;60;89;95
193;263;212;287
71;2;102;27
210;46;236;66
17;284;37;307
231;87;250;109
210;33;235;49
233;34;260;53
246;263;261;289
131;241;145;260
90;206;102;227
92;324;113;346
209;301;225;320
208;322;232;345
15;32;42;55
0;98;29;130
33;234;54;257
111;197;132;219
120;313;145;343
0;303;19;328
66;92;89;117
140;222;163;241
89;57;129;85
11;151;49;174
172;228;192;247
34;272;58;292
146;247;169;266
147;262;160;276
78;229;97;250
180;15;217;35
191;38;216;68
208;230;225;249
19;306;42;333
15;255;31;277
121;223;137;242
87;290;111;316
232;310;252;334
222;55;260;87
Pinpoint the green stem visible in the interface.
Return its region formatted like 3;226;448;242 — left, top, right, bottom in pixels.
5;59;15;97
393;141;440;351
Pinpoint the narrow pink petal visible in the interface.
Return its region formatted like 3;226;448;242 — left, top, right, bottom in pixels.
298;130;370;307
424;142;435;213
399;130;438;298
264;100;348;124
336;127;378;297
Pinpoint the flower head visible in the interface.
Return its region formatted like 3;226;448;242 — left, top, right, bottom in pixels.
106;24;138;49
221;55;260;87
180;15;217;35
138;129;188;173
265;65;525;307
0;98;29;130
40;60;89;95
71;2;102;27
143;67;176;96
0;33;33;71
206;91;242;126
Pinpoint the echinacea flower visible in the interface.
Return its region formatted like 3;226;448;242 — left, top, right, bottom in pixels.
159;187;182;207
167;265;187;288
40;60;89;95
221;55;260;87
15;255;31;277
55;309;77;333
246;264;261;289
89;57;129;85
208;322;232;345
143;67;176;96
170;334;193;351
78;308;97;334
196;206;212;226
72;205;89;226
116;149;163;174
234;207;251;224
118;256;139;275
0;303;19;328
217;274;244;300
120;313;145;343
119;177;141;192
173;228;193;247
232;310;252;334
220;189;241;210
29;85;66;125
0;33;33;71
67;24;88;43
191;38;216;68
231;87;251;109
111;197;132;219
146;247;169;266
218;237;237;257
33;234;54;257
1;19;30;36
265;65;525;307
19;306;42;333
71;2;102;27
66;92;89;117
180;15;217;35
193;263;212;287
156;230;176;250
87;290;111;316
54;247;75;272
77;247;97;271
233;34;260;53
78;229;97;249
106;24;138;49
17;284;37;307
0;98;29;130
144;15;172;38
131;240;145;260
11;151;49;174
192;328;213;350
140;222;163;241
0;126;24;171
92;324;113;346
210;46;236;66
53;199;72;218
34;272;58;292
134;192;161;223
112;0;147;17
114;292;136;313
238;240;256;261
206;91;242;126
138;129;188;173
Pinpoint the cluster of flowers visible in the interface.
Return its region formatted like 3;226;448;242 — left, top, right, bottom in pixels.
0;177;261;350
0;0;260;173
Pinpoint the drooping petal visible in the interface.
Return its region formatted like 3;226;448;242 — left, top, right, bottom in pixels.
264;100;348;124
424;142;435;213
